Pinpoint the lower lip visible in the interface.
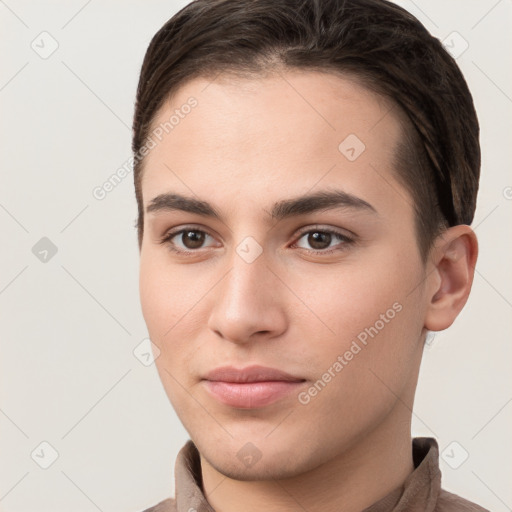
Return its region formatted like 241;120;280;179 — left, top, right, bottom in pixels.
202;380;305;408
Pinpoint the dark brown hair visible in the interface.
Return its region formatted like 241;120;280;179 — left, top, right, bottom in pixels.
132;0;480;258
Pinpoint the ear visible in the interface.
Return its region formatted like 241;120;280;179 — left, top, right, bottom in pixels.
424;225;478;332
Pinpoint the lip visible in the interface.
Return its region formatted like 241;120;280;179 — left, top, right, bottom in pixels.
204;365;304;383
202;365;306;409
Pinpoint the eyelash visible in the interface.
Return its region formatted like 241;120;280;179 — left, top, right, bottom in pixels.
293;226;355;254
159;225;355;256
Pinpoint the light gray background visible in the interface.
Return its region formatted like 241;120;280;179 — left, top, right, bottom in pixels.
0;1;510;511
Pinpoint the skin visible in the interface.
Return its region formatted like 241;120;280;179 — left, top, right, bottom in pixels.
138;70;478;512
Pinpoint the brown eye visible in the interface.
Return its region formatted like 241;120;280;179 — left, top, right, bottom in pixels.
181;230;206;249
307;231;332;250
160;227;218;253
294;228;353;253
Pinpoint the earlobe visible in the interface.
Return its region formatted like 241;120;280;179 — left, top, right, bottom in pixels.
424;226;478;332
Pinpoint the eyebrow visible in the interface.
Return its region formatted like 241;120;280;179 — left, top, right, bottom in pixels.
145;189;377;221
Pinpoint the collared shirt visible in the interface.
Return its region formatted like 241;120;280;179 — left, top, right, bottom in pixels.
142;437;489;512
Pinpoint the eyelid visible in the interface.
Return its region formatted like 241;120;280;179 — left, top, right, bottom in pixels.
159;225;219;251
289;225;357;255
159;224;357;255
293;224;357;240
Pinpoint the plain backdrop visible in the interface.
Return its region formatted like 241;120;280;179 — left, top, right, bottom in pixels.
0;1;511;511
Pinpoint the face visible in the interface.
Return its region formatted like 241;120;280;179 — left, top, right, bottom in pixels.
139;70;430;480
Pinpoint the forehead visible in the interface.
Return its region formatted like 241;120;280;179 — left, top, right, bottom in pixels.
141;70;408;217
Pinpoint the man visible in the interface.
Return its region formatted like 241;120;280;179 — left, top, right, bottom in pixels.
132;0;487;510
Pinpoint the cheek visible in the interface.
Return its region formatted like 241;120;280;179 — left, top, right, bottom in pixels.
139;254;200;409
292;249;425;384
139;250;208;370
139;255;166;336
296;260;413;342
291;272;424;442
139;250;186;343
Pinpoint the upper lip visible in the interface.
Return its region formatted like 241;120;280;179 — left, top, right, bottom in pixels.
204;365;305;383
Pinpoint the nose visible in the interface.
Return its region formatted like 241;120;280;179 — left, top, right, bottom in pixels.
207;247;287;344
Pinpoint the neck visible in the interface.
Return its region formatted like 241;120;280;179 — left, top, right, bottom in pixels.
200;405;415;512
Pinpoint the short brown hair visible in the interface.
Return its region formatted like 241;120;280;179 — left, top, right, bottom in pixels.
132;0;480;257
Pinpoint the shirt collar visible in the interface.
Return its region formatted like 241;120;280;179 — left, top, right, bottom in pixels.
174;437;442;512
362;437;442;512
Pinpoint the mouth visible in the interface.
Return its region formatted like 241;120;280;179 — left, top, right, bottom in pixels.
202;365;306;409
